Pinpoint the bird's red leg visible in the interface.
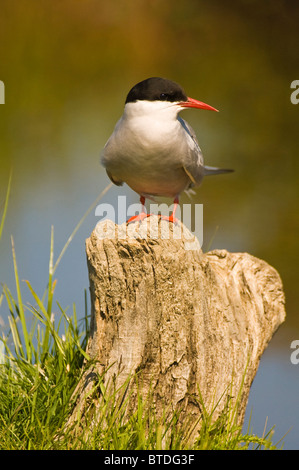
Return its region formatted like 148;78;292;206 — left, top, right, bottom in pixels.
161;196;179;224
127;196;150;223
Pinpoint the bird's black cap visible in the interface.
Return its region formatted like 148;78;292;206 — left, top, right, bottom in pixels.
125;77;188;104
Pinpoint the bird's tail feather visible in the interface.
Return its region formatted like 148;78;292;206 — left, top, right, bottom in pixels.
203;165;234;176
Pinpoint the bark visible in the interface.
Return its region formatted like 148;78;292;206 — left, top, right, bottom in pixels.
68;216;286;436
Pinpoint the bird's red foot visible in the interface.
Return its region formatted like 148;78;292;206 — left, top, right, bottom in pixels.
161;214;178;224
160;197;179;224
127;196;152;224
127;212;150;224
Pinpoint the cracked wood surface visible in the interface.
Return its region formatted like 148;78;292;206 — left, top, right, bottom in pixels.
69;216;286;433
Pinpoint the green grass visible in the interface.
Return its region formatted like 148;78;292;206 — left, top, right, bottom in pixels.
0;178;282;450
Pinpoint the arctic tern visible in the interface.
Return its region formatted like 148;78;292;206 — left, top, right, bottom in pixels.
101;77;232;222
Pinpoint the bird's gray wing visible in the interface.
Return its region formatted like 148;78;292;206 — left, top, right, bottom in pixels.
106;169;123;186
179;117;233;185
100;145;124;186
178;117;205;186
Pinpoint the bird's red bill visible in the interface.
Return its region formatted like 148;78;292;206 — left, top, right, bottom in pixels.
180;97;219;112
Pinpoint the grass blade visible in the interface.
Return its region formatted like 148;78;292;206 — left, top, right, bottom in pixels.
47;225;55;317
0;170;12;242
11;236;31;362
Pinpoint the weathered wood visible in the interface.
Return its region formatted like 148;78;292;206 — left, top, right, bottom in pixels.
68;216;286;435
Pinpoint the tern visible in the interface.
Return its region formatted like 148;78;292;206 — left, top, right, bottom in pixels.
101;77;233;223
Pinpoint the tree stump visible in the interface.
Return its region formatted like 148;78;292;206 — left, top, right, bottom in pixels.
68;216;286;437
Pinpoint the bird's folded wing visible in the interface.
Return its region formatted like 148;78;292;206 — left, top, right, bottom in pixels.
106;169;123;186
179;117;205;186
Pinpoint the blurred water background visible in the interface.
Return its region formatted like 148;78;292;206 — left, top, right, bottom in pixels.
0;0;299;449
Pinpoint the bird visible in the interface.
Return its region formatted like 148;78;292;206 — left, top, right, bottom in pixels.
101;77;233;223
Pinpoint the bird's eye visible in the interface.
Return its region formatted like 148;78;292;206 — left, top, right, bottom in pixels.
160;93;169;100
